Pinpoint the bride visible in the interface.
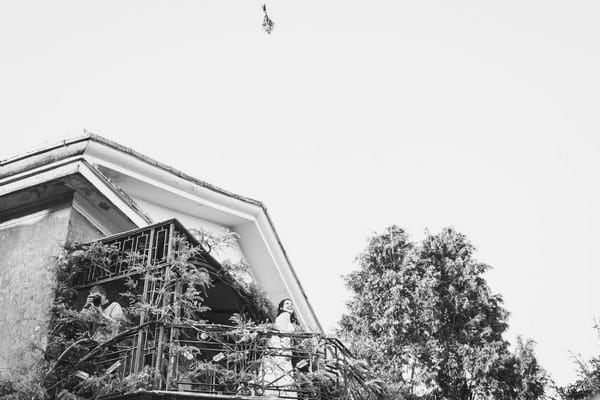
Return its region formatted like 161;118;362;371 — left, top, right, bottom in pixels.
262;299;297;398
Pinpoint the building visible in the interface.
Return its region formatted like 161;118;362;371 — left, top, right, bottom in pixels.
0;135;363;399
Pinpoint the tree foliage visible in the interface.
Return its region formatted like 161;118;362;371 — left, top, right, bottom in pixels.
339;226;549;400
558;325;600;400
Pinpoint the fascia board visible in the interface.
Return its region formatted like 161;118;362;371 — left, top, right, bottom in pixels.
84;155;255;222
0;137;89;174
0;157;82;195
252;213;323;333
84;134;264;209
76;162;149;228
85;141;262;218
0;158;148;229
84;154;259;223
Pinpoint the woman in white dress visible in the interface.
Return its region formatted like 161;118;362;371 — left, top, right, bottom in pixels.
262;299;297;398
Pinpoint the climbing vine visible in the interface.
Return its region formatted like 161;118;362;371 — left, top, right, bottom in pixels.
0;230;276;399
0;228;378;400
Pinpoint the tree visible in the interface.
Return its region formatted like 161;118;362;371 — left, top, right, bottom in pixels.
339;226;549;400
512;337;549;400
558;325;600;400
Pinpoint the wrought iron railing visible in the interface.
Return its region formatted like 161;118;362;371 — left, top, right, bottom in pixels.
73;219;214;288
74;321;371;400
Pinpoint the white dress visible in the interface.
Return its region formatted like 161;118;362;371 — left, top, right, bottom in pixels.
262;313;296;398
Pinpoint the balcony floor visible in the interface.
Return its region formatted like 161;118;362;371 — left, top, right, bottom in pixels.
105;390;290;400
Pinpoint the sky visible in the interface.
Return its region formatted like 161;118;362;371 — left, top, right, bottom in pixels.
1;0;599;387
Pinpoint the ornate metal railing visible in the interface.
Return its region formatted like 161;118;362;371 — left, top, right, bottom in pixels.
73;219;214;288
75;322;372;400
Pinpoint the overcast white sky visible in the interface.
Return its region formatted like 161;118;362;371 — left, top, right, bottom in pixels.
1;0;599;387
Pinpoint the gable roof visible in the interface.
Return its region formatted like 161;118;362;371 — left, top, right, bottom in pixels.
0;134;322;332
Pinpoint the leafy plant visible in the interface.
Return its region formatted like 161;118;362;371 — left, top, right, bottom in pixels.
1;226;281;399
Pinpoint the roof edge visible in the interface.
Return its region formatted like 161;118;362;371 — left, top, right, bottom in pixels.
81;159;154;225
0;135;92;167
259;208;324;333
2;133;265;212
86;133;266;210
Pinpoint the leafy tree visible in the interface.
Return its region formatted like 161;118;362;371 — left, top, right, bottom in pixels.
558;325;600;400
512;337;549;399
339;226;549;400
339;226;424;397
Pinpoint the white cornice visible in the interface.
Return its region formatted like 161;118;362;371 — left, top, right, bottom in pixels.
0;157;81;193
84;154;257;223
76;162;149;228
0;159;148;229
254;214;322;332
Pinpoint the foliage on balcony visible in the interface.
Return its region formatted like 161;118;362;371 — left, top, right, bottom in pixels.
0;220;381;400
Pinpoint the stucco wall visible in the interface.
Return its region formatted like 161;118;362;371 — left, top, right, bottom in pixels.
0;206;72;373
0;207;105;375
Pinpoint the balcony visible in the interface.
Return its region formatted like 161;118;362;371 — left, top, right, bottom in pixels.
72;322;369;400
53;220;376;400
